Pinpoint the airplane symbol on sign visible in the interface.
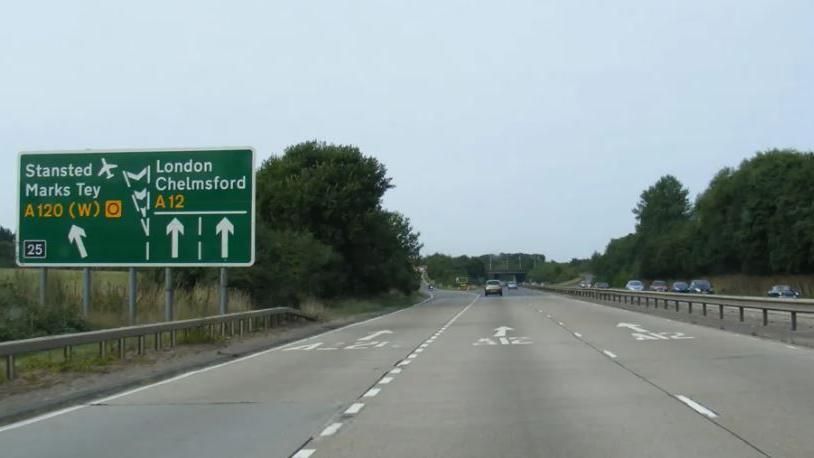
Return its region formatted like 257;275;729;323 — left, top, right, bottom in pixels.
97;158;118;180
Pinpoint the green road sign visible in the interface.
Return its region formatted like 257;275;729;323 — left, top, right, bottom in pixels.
16;148;255;267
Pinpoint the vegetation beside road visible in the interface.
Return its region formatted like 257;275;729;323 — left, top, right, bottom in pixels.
0;141;423;342
591;150;814;287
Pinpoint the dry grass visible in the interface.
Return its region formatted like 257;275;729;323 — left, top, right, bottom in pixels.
0;267;253;329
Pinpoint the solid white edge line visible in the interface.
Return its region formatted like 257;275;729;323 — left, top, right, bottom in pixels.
363;388;381;398
0;291;440;434
379;377;394;385
676;395;718;418
602;350;618;359
320;422;343;437
292;450;316;458
344;403;365;415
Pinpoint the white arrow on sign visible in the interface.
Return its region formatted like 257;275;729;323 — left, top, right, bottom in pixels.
68;225;88;258
215;217;234;258
166;218;184;258
358;330;393;341
617;323;650;333
493;326;514;337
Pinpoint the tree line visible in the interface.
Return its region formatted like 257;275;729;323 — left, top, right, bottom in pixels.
424;252;589;285
591;149;814;285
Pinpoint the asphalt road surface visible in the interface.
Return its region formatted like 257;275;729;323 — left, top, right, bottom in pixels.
4;288;814;457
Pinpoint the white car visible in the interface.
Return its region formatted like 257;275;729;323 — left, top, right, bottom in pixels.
507;282;518;290
484;280;504;296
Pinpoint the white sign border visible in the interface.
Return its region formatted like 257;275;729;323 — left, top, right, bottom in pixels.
15;146;256;268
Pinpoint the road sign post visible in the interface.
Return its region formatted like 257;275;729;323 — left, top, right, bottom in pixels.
16;148;255;267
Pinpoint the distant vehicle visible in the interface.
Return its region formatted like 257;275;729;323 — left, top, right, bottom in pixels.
507;281;518;290
484;279;503;296
671;281;690;293
649;280;668;292
579;282;588;288
625;280;645;291
594;282;610;289
428;284;434;291
689;279;714;294
768;285;801;298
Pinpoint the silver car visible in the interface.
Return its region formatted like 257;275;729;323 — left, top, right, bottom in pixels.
625;280;645;291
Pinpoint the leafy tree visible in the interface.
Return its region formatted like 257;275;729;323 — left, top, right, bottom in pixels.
252;141;420;301
0;226;13;267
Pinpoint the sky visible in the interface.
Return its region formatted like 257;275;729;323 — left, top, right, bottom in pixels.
1;1;813;261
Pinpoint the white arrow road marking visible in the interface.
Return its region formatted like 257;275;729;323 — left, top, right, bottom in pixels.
493;326;514;337
617;322;650;333
358;330;393;341
215;217;234;258
166;218;184;258
676;395;718;418
68;225;88;258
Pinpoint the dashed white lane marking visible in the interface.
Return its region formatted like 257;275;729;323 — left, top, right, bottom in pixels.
786;345;797;350
398;360;412;367
602;350;618;359
292;450;315;458
407;354;418;359
344;403;365;415
320;422;343;437
574;332;583;338
379;377;394;385
420;343;429;348
558;321;564;326
390;368;403;375
363;388;381;398
415;348;424;353
676;395;718;419
0;293;440;435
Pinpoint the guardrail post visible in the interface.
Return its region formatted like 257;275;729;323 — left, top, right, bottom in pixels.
219;268;228;315
165;268;174;321
791;311;797;331
719;304;724;320
264;316;270;331
155;332;161;350
99;341;107;358
64;345;72;362
118;338;126;359
239;320;245;336
128;268;137;325
5;355;15;381
703;303;707;316
763;309;768;326
739;307;744;322
688;302;693;314
637;297;641;306
82;268;92;317
138;335;145;355
39;268;48;306
170;331;177;348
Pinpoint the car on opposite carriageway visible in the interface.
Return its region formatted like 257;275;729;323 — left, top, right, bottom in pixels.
671;281;690;293
768;285;801;298
507;281;518;290
649;280;668;292
625;280;645;291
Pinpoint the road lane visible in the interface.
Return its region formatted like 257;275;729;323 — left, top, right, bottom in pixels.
0;291;477;458
540;291;814;457
310;291;763;457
